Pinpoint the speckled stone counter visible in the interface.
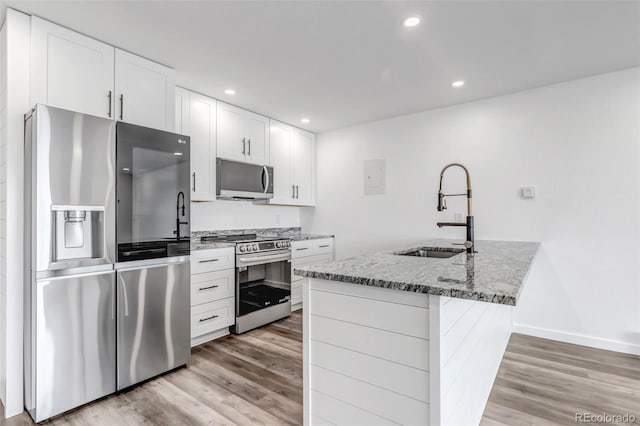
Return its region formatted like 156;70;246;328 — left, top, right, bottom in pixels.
190;241;236;251
287;233;335;241
294;239;539;305
191;227;334;245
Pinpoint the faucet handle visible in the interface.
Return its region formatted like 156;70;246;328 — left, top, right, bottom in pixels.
453;241;473;249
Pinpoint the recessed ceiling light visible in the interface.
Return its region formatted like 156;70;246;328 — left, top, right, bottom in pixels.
301;118;310;124
224;89;236;95
403;16;421;28
122;167;130;172
451;80;465;88
174;152;183;156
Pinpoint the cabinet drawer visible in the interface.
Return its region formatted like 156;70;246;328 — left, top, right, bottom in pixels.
191;269;235;306
191;298;234;338
312;238;334;255
191;247;234;274
291;240;313;258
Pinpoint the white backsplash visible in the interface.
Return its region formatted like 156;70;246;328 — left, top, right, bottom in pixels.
191;199;302;232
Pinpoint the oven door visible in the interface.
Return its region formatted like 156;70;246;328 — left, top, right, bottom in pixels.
116;122;191;262
235;250;291;319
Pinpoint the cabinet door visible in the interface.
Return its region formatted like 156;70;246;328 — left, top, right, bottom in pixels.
268;120;293;203
216;102;246;162
175;87;190;135
189;92;217;201
115;49;175;131
292;129;316;206
244;111;269;165
31;17;115;119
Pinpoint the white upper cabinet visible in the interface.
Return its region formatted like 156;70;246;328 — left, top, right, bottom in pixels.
115;49;175;131
188;92;217;201
244;111;269;165
30;17;176;131
269;121;294;203
31;16;115;119
216;102;245;162
268;121;315;206
175;86;190;135
292;128;315;205
217;101;269;165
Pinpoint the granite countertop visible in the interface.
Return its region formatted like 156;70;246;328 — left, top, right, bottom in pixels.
190;241;236;251
294;239;540;305
191;227;334;249
284;233;335;241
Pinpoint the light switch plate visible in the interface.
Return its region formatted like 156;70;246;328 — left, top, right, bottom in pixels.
520;186;536;199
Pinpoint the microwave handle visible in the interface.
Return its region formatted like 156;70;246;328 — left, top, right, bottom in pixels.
262;166;270;193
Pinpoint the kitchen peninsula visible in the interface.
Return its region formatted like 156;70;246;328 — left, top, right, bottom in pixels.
294;239;539;426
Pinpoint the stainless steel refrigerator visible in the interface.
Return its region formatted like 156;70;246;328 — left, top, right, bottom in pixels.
24;104;117;422
24;105;191;422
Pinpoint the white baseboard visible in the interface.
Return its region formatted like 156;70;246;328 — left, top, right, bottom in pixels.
513;324;640;356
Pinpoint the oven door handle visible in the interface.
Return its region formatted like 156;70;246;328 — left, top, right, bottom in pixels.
237;253;291;265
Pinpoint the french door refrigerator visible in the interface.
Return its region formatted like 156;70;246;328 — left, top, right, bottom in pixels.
24;105;117;422
24;105;191;422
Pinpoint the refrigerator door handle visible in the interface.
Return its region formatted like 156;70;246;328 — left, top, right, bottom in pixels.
118;273;129;317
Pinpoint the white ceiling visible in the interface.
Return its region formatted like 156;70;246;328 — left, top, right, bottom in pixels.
3;1;640;133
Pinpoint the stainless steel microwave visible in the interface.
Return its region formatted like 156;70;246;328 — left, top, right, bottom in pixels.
216;158;274;200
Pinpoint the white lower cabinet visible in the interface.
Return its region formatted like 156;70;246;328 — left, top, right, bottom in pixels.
291;238;334;310
191;247;236;346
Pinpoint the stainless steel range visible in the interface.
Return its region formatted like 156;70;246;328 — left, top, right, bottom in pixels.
201;234;291;333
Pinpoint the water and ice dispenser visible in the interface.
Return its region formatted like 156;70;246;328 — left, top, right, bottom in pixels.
52;206;105;262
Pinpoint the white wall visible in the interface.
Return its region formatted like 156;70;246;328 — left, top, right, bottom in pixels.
0;8;29;417
302;68;640;355
191;200;301;232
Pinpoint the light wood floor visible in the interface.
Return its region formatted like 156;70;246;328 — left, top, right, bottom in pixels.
2;312;639;425
481;333;640;426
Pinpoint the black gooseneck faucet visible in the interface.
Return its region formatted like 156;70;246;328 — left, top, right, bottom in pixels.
174;191;188;241
436;163;475;253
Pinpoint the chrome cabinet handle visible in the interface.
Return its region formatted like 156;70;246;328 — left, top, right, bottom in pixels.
292;185;295;198
295;185;299;199
198;258;219;263
199;314;219;323
119;94;124;120
192;172;196;192
107;91;112;118
247;139;251;156
319;244;330;248
296;247;308;251
198;284;219;291
242;138;246;155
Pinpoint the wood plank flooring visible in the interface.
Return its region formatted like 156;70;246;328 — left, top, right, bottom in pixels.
2;313;639;426
1;313;302;426
480;333;640;426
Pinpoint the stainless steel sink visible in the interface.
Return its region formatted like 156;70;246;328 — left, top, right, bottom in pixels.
395;247;465;259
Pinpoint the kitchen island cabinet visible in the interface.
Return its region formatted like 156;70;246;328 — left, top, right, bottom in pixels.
295;239;539;426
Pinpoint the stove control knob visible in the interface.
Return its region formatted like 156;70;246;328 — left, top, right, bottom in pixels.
275;241;281;248
239;245;246;253
253;243;259;251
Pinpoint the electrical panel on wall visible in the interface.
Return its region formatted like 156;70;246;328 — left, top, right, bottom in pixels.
364;159;386;195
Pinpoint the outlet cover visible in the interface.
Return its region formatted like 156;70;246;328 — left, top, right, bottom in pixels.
520;186;536;199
